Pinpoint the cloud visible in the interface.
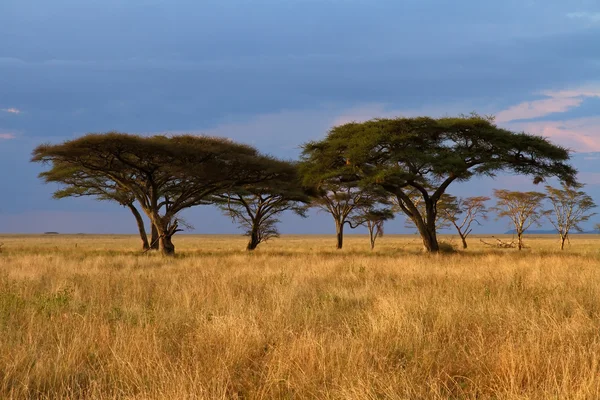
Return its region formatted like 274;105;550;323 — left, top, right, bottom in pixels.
567;11;600;23
1;108;21;114
0;133;15;140
508;117;600;152
495;86;600;123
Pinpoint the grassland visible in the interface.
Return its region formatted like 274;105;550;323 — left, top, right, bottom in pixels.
2;233;600;399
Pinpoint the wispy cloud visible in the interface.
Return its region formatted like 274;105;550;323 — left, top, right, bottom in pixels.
0;133;16;140
495;86;600;123
1;108;21;114
508;117;600;152
567;11;600;23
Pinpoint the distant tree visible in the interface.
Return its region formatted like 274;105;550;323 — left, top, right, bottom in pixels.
492;189;546;250
37;163;158;251
349;207;394;250
439;196;490;249
32;133;284;255
302;115;576;252
545;183;597;250
218;163;311;251
299;146;389;249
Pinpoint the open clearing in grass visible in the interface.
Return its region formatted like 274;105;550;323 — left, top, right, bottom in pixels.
2;234;600;399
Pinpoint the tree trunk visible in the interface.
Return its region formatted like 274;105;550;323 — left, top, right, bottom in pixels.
517;231;523;251
460;234;468;249
418;201;440;253
560;235;566;250
127;203;150;250
247;225;260;251
152;219;175;256
368;223;376;250
335;221;344;249
159;234;175;255
150;224;159;250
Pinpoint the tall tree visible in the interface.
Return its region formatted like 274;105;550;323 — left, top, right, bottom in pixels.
219;163;310;251
37;163;158;251
439;196;490;249
32;133;284;255
492;189;546;250
349;207;394;250
302;115;576;252
545;183;597;250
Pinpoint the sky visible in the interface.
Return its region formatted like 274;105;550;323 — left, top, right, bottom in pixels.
1;0;600;236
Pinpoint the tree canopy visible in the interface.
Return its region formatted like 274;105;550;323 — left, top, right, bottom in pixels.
32;132;287;255
302;115;576;252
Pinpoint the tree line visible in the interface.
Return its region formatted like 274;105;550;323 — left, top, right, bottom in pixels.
33;114;586;256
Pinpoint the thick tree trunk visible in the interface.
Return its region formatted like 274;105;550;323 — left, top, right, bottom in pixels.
418;202;440;253
335;221;344;249
419;228;440;252
560;235;566;250
152;218;175;256
460;234;468;249
247;225;260;251
150;224;159;250
517;232;523;251
159;234;175;255
127;203;150;250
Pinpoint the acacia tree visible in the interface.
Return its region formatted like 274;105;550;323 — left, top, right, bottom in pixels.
299;149;389;249
218;163;311;251
545;183;596;250
38;163;159;250
349;207;394;250
302;115;575;252
32;133;284;255
492;189;546;250
439;196;490;249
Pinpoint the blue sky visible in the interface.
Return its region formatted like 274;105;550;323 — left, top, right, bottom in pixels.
1;0;599;235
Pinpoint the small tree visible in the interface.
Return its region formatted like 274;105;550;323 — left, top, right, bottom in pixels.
219;164;310;251
545;183;597;250
350;207;394;250
492;189;546;250
439;196;490;249
299;144;388;249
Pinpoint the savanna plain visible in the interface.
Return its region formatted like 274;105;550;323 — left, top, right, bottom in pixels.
3;234;600;399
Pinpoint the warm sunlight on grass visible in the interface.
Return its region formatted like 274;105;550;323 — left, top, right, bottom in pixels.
2;234;600;399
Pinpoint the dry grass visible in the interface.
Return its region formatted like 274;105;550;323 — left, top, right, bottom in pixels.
2;233;600;399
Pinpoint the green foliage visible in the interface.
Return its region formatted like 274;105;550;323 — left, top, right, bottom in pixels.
218;162;311;250
32;133;286;254
302;115;576;252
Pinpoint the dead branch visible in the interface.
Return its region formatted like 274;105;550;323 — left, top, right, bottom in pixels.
479;237;519;248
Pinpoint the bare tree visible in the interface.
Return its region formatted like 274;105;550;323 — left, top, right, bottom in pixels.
492;189;546;250
545;183;596;250
439;196;490;249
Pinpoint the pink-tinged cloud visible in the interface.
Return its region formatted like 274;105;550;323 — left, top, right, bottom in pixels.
496;87;600;123
508;117;600;152
1;108;21;114
0;133;15;140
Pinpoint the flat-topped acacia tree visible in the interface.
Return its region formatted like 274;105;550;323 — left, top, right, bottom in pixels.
32;133;286;255
302;115;576;252
218;162;311;251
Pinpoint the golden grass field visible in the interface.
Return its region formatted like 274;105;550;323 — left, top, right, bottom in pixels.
2;233;600;399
